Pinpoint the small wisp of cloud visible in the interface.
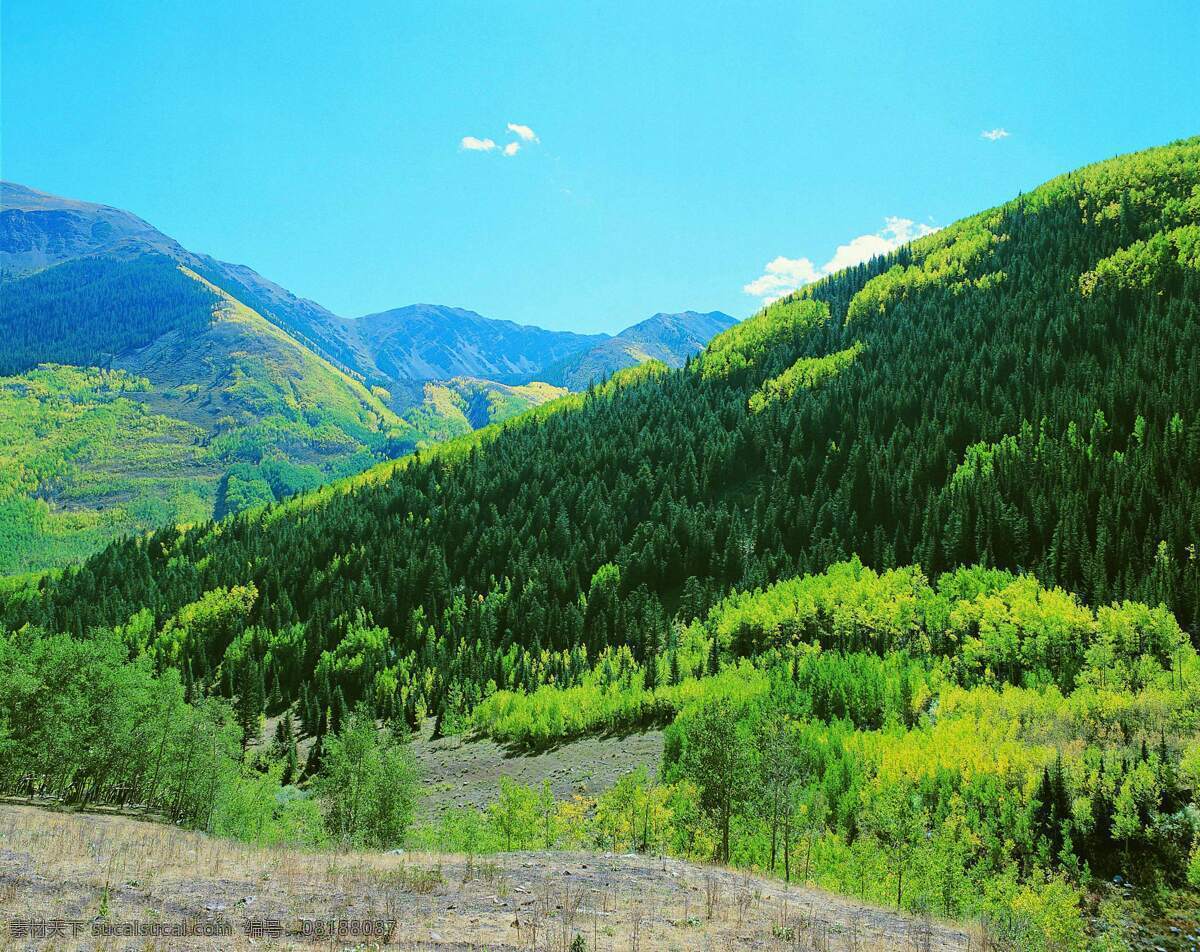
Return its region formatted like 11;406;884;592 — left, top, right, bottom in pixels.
981;128;1011;141
460;136;497;152
744;217;938;303
461;123;539;157
507;123;539;143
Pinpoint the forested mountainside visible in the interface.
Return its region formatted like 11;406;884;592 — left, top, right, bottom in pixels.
15;137;1197;663
0;253;219;375
4;138;1200;940
534;310;737;390
0;261;411;574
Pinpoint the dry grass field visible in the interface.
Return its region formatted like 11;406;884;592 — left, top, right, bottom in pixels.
0;803;976;951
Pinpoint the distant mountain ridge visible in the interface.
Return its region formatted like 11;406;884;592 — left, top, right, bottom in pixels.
344;304;606;385
534;310;737;390
1;182;365;373
1;180;737;401
1;183;630;389
0;182;187;269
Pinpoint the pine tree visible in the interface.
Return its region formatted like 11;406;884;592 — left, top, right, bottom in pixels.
235;657;265;752
332;686;348;736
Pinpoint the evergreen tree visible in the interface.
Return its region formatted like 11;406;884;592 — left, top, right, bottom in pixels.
235;657;265;752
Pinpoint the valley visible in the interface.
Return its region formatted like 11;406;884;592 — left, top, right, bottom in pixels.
2;129;1199;952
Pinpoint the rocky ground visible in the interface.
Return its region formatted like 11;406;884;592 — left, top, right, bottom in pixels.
0;803;974;951
410;723;665;820
258;717;665;823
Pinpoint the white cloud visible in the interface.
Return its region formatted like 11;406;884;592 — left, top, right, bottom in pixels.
743;217;939;302
462;123;540;158
461;136;497;152
507;122;539;142
743;256;821;298
981;128;1010;141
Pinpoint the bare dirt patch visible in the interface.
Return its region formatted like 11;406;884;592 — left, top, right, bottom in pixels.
411;724;665;820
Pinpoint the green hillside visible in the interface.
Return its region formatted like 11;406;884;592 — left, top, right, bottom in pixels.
401;377;568;444
33;137;1196;637
0;365;213;575
0;264;417;574
119;268;412;468
4;138;1200;942
0;254;219;375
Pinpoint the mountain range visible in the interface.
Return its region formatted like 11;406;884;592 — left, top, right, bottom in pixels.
533;310;738;389
0;182;734;572
1;183;731;390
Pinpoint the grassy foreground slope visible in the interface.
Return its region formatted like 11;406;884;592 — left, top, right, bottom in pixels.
0;804;970;952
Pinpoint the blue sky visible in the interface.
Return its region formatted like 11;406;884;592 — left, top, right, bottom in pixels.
3;1;1198;333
